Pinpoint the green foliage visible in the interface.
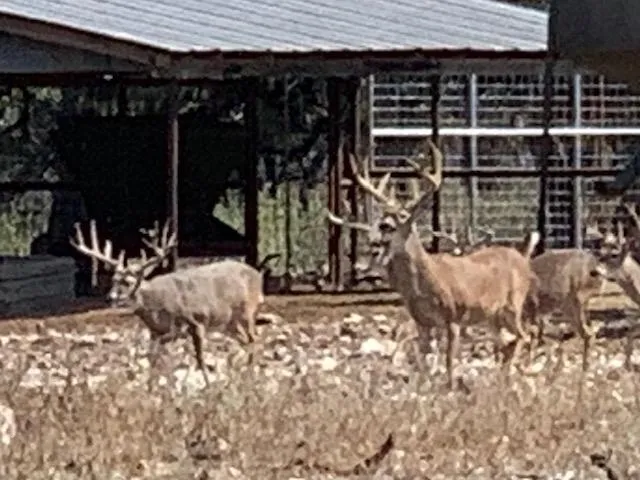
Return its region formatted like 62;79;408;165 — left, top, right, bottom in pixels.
214;184;328;273
0;205;43;256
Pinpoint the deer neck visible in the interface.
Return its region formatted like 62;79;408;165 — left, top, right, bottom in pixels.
387;229;440;297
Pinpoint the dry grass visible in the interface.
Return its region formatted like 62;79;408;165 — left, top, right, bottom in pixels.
1;288;640;479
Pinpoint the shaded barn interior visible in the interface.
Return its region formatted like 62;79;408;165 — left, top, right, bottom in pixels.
55;114;248;258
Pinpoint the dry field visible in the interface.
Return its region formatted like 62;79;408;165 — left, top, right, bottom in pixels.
1;285;640;479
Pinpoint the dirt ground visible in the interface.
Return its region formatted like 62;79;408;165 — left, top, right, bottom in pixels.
1;284;640;479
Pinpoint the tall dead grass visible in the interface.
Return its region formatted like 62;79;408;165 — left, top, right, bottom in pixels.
1;338;640;479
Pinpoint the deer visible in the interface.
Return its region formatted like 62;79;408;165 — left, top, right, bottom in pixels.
69;219;266;386
519;231;611;373
326;139;540;389
588;202;640;369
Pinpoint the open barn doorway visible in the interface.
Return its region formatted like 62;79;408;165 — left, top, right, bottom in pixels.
54;113;250;294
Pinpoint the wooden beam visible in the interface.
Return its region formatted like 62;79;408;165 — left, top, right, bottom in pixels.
430;75;442;252
244;78;259;268
166;81;179;271
344;77;362;287
537;57;556;254
327;78;343;290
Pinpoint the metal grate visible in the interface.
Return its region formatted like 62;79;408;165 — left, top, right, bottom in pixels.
372;73;468;129
370;65;640;249
581;75;640;127
476;74;571;127
372;136;467;171
475;178;539;242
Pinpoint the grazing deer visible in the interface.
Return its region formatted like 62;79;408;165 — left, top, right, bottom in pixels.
522;240;610;373
589;203;640;368
327;140;539;388
69;219;265;386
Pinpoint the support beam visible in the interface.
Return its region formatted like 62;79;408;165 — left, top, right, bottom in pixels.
430;75;442;252
327;78;344;289
344;77;362;287
538;57;555;254
244;78;260;268
166;81;179;271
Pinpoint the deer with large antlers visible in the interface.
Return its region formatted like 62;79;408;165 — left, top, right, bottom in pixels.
70;219;265;386
327;140;539;388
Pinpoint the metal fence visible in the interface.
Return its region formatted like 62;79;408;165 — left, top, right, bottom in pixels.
369;68;640;248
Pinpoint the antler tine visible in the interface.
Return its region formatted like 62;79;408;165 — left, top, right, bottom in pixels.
421;224;460;251
616;220;625;245
405;139;444;190
348;153;400;212
402;139;444;225
325;209;371;232
69;219;121;268
623;202;640;230
471;225;495;246
140;218;177;262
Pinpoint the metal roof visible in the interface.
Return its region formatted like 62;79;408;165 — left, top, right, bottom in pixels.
0;0;548;53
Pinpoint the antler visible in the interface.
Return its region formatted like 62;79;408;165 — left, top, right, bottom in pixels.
623;202;640;231
421;217;460;248
326;139;443;230
69;220;124;269
138;218;178;270
403;139;444;214
467;225;495;248
346;154;399;213
326;210;372;231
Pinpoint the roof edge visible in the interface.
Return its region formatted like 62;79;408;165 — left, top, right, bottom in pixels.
0;11;172;67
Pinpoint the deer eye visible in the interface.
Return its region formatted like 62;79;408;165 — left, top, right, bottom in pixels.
379;222;394;233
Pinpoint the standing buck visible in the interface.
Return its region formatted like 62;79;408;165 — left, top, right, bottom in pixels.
327;140;539;388
70;219;265;386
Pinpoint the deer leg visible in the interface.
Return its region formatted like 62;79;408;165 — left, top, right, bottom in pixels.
187;319;211;387
496;316;524;380
573;298;595;373
414;323;438;373
446;322;461;390
625;332;635;370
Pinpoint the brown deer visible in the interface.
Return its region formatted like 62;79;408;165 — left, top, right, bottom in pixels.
327;140;539;388
589;203;640;368
522;237;610;373
446;227;614;372
69;219;265;386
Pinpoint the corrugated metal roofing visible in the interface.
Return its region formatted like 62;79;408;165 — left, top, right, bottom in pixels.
0;0;548;53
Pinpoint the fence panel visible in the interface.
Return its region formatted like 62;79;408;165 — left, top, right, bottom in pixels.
371;66;640;250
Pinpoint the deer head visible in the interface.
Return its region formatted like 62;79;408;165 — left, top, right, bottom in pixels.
326;139;443;277
70;219;177;305
584;203;640;279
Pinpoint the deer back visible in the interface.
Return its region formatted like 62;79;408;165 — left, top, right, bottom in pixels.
458;246;534;311
530;249;606;313
136;260;261;319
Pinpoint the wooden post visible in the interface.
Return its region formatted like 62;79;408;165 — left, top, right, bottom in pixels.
344;78;361;287
430;75;442;252
166;81;179;271
244;78;259;268
327;78;343;289
538;57;555;254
